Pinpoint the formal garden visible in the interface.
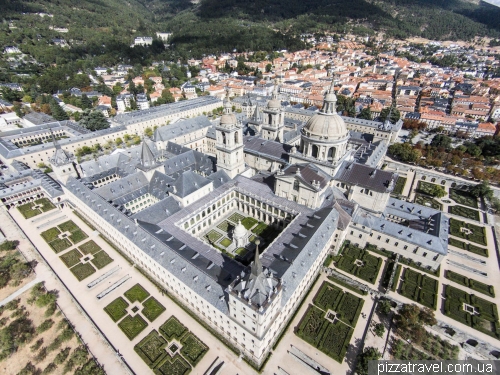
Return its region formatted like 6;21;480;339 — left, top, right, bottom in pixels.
397;268;439;310
448;205;480;221
414;194;443;210
54;238;114;281
449;218;487;246
334;244;382;284
417;181;446;197
134;315;209;375
40;220;89;253
17;198;56;219
449;189;478;208
445;270;495;298
443;285;500;339
295;280;364;363
103;283;166;340
448;237;488;257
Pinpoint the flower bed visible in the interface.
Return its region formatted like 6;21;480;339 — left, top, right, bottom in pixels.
448;205;480;221
142;297;166;322
318;320;353;363
449;218;487;246
160;316;187;341
398;268;438;310
49;238;72;253
78;240;102;255
104;297;129;322
18;202;42;218
335;244;382;284
69;229;88;244
36;198;56;212
59;249;83;268
296;305;328;347
443;285;500;339
41;227;61;243
134;330;168;368
69;262;96;281
124;283;150;303
216;220;232;232
180;333;208;366
58;220;79;232
449;189;478;208
90;250;114;269
118;314;148;340
156;355;191;375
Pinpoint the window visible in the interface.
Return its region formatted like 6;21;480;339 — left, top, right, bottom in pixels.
293;180;299;191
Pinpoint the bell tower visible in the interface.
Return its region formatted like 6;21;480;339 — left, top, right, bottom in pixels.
261;82;284;142
216;93;245;179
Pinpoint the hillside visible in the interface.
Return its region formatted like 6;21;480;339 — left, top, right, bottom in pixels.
0;0;499;82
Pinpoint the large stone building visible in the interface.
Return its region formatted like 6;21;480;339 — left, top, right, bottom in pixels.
0;81;447;366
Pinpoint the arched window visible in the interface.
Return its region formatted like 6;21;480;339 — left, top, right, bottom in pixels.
234;132;238;144
311;145;319;158
293;180;299;191
222;132;226;145
327;147;335;161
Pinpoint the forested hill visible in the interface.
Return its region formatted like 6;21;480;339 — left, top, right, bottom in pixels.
1;0;500;64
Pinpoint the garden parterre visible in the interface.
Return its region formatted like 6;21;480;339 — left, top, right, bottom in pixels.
397;268;439;310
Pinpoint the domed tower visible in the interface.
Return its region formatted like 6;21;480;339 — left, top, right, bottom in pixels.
261;83;285;142
300;81;349;163
232;220;248;248
216;93;245;179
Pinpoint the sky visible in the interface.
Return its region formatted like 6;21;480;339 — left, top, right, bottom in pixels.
483;0;500;7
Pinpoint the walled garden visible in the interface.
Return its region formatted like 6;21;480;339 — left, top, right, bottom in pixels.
392;177;407;195
414;194;443;210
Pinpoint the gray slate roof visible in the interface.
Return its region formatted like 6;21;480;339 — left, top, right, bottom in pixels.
334;161;397;193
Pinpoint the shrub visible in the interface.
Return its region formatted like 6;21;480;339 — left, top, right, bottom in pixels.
142;297;166;322
90;251;113;269
54;347;71;365
36;319;54;334
118;314;148;340
104;297;129;322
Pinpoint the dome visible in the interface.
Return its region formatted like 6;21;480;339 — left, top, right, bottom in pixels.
220;112;237;126
233;220;247;239
267;98;281;110
303;81;348;139
304;113;348;139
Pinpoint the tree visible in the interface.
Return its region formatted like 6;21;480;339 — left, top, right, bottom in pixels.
265;63;272;73
374;323;385;337
403;119;427;131
49;100;69;121
79;110;110;131
470;181;493;200
115;137;123;146
355;347;381;375
80;94;92;110
379;106;400;123
430;134;452;149
144;127;153;138
427;184;447;198
377;299;392;315
418;307;437;327
358;107;372;120
161;89;175;103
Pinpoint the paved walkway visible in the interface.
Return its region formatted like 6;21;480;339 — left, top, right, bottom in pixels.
0;278;41;307
8;205;256;375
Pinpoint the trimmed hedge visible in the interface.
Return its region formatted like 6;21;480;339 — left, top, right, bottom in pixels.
104;297;129;322
90;250;114;269
134;330;168;368
59;249;83;268
448;205;480;222
335;244;382;284
142;297;166;322
391;264;402;292
69;262;96;281
124;283;150;303
398;268;438;310
326;276;368;295
118;314;148;340
180;332;209;367
160;316;187;341
449;218;487;246
448;238;488;257
445;270;495;298
78;240;102;255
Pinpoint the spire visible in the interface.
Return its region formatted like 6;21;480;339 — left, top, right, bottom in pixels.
321;78;337;114
50;128;61;150
272;80;279;100
223;87;232;114
251;239;263;276
140;141;156;168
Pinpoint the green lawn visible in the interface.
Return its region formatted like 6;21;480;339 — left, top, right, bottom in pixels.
104;297;130;322
35;198;56;212
78;240;102;254
60;249;83;268
118;314;148;340
69;262;96;281
124;284;150;303
219;238;232;248
142;297;166;322
235;247;248;256
90;250;114;269
392;176;407;195
205;230;222;243
241;217;258;230
227;212;245;224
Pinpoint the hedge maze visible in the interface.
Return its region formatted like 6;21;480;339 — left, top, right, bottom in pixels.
443;285;500;340
445;271;495;298
135;316;208;375
449;219;487;246
118;314;148;340
335;244;382;284
295;281;363;363
398;268;439;310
